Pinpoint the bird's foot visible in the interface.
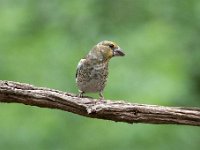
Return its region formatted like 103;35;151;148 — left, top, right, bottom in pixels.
77;91;94;99
99;91;104;100
98;91;107;103
78;91;84;98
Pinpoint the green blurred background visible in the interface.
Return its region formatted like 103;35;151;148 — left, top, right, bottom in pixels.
0;0;200;149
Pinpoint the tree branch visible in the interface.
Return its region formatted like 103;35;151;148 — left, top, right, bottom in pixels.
0;80;200;126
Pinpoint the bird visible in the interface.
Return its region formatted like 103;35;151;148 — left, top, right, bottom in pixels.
76;40;125;99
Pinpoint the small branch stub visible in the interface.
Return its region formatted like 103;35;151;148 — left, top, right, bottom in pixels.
0;80;200;126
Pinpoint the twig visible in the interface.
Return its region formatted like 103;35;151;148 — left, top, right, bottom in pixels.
0;80;200;126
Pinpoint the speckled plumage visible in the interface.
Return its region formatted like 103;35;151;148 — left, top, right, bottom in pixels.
76;40;125;99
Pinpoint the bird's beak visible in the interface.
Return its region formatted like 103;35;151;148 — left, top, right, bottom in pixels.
113;48;125;56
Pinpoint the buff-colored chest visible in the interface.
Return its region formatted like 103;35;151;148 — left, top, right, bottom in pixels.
76;61;109;93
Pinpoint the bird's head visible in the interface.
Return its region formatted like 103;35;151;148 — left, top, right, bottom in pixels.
88;40;125;62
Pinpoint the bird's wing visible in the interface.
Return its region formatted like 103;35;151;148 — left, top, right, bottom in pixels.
76;58;86;78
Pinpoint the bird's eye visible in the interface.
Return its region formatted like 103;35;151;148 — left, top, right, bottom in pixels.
109;44;114;48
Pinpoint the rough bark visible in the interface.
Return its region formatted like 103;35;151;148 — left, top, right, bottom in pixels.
0;80;200;126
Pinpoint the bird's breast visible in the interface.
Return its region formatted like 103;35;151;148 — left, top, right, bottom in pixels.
76;62;109;93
